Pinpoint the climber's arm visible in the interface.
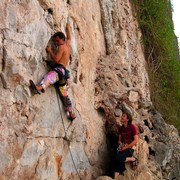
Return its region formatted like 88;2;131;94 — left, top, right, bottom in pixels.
46;46;64;64
66;23;71;46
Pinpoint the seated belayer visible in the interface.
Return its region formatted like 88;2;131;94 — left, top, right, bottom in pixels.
30;22;76;121
114;111;139;178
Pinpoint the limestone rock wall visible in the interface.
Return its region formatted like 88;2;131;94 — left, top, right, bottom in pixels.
0;0;179;180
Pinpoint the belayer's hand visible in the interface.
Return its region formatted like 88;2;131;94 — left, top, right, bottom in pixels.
120;144;128;151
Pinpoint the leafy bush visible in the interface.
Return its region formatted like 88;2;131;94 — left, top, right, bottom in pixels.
132;0;180;133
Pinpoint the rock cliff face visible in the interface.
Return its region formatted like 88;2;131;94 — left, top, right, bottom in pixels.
0;0;179;180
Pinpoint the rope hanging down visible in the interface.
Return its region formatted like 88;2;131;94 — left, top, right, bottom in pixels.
55;86;82;180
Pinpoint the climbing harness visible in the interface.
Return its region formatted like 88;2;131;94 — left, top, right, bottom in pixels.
53;64;70;87
55;86;82;180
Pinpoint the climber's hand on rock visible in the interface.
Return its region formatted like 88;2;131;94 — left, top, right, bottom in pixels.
46;46;51;53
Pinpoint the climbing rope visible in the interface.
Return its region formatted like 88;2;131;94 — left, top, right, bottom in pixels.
55;86;82;180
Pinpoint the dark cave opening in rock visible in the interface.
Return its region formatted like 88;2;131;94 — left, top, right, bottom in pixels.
105;131;119;178
97;107;119;177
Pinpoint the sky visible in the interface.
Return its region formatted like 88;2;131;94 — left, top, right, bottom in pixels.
171;0;180;46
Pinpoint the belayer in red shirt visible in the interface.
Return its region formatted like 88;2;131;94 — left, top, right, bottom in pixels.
114;112;139;178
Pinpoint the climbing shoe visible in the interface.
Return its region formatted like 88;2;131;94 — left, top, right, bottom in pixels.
67;112;76;122
41;89;45;93
29;80;40;95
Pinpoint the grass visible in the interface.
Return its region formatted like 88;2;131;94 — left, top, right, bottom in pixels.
131;0;180;133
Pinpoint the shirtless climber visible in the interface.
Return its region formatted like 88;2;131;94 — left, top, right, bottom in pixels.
30;22;76;121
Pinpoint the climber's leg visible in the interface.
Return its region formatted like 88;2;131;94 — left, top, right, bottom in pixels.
37;71;59;92
59;85;76;121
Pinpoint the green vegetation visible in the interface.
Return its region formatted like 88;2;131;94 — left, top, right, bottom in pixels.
132;0;180;132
